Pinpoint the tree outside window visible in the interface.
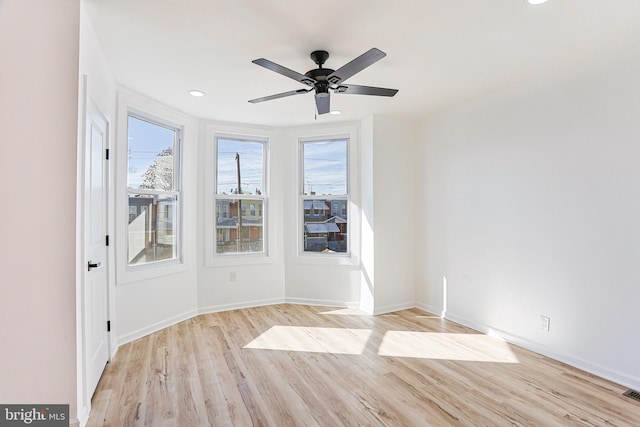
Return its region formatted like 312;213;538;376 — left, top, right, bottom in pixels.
127;114;181;266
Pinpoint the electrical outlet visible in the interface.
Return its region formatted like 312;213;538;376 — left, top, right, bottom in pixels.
230;271;236;282
540;315;550;332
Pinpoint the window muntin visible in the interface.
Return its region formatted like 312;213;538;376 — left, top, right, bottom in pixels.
127;115;181;266
300;138;349;254
214;137;266;256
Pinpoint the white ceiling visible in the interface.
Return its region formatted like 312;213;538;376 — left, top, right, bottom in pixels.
84;0;640;127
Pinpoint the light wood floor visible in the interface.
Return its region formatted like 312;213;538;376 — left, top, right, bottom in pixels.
87;304;640;426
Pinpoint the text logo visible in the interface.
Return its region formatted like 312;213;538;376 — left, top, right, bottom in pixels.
0;405;68;426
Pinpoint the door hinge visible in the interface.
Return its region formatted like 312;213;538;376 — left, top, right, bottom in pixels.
107;321;111;332
106;235;109;246
105;148;110;160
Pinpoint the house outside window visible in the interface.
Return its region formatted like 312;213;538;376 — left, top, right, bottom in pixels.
214;136;266;255
126;114;181;266
300;138;349;254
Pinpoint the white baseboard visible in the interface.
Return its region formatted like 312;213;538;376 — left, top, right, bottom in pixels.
285;297;361;309
75;405;89;427
116;309;199;347
414;302;443;317
444;311;640;392
285;299;415;315
110;340;119;360
359;302;375;314
199;297;286;315
373;302;416;315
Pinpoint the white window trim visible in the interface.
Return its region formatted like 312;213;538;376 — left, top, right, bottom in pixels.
126;113;182;267
204;123;276;267
299;137;350;257
214;148;267;258
292;124;360;266
116;89;195;284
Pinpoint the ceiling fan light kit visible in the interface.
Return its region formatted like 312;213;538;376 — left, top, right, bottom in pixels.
249;48;398;115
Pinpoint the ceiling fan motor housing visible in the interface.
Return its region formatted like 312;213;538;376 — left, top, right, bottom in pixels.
305;68;334;92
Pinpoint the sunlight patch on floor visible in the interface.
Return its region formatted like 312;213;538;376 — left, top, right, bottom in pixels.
378;331;520;363
244;326;372;355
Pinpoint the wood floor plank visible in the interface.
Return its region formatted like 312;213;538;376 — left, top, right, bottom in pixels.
87;305;640;426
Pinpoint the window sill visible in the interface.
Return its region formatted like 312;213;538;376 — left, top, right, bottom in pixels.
293;253;359;266
118;258;186;285
209;253;275;268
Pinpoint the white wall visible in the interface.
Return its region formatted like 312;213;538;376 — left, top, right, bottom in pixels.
360;117;416;314
79;7;116;127
360;117;376;312
110;113;415;326
196;122;286;312
283;124;363;308
113;89;199;345
415;49;640;390
370;116;416;314
0;0;81;425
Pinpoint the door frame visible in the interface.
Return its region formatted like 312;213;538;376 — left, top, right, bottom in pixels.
77;74;113;423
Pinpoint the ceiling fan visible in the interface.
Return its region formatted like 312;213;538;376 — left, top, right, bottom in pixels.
249;48;398;115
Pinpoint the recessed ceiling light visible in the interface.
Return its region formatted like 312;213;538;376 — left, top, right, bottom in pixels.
329;110;342;115
189;90;205;97
528;0;549;4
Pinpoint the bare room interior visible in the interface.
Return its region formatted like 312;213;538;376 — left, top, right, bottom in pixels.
1;0;640;426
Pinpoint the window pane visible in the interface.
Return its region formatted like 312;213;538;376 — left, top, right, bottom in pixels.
128;193;178;265
216;198;264;254
128;115;176;190
303;140;347;196
217;138;264;195
303;198;348;253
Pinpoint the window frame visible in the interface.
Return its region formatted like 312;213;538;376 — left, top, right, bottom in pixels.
125;112;183;269
115;89;196;285
213;135;268;258
205;125;275;267
298;136;351;258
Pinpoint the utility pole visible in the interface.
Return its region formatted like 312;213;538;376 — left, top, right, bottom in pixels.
235;152;243;252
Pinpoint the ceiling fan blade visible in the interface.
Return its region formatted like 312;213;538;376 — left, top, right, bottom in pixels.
252;58;316;87
249;88;312;103
315;93;330;115
334;84;398;97
326;48;386;85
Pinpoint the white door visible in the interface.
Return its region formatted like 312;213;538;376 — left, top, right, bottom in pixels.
85;98;110;397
